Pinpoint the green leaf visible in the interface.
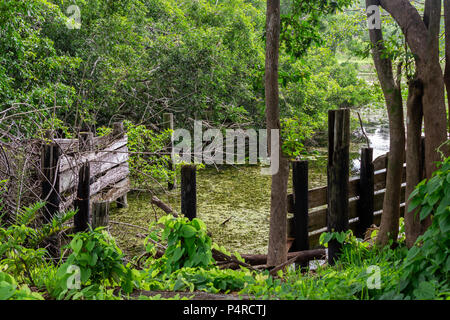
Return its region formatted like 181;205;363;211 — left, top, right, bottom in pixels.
172;247;185;262
0;281;16;300
71;238;83;254
89;252;98;266
413;281;435;300
419;205;433;221
438;215;450;234
180;225;197;238
80;267;91;283
445;256;450;273
86;240;95;252
335;232;346;244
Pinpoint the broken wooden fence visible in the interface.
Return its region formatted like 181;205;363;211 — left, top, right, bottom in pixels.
41;122;130;230
286;151;407;249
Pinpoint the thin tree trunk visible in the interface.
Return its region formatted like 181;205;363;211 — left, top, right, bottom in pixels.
265;0;289;266
445;0;450;133
405;78;427;247
366;0;405;246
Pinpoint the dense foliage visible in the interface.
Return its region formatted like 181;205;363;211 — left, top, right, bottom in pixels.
1;0;378;134
1;154;448;300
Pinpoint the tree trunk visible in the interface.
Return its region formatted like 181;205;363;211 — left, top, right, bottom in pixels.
366;0;405;246
380;0;449;176
265;0;289;266
405;78;427;247
445;0;450;132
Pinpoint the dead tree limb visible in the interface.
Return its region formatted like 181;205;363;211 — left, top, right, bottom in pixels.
151;196;178;217
269;249;326;276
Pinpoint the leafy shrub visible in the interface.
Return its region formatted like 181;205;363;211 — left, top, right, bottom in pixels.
0;202;76;283
0;272;44;300
53;228;135;297
394;156;450;299
124;121;174;189
145;215;213;274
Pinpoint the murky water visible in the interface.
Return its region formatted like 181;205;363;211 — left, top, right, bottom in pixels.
111;107;392;257
351;107;390;171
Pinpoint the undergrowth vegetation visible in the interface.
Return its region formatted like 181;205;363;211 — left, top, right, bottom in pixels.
0;156;448;300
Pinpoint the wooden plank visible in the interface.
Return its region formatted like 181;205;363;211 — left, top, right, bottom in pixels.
92;178;130;202
90;165;129;197
53;138;79;154
373;153;388;171
60;145;128;193
92;201;110;229
74;163;91;232
308;186;327;209
59;136;127;172
308;204;406;248
373;183;406;212
287;186;327;213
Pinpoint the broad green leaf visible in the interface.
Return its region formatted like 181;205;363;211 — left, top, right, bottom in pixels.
180;225;196;238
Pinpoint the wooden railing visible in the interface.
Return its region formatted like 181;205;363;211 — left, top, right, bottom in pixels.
41;122;130;218
286;152;407;248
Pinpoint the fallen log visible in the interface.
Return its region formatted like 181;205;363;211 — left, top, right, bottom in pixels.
269;249;326;276
212;249;257;271
241;249;326;266
151;196;179;217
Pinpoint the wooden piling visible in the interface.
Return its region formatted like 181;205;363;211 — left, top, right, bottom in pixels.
41;131;61;223
74;132;93;232
41;131;61;258
290;161;309;251
113;122;128;208
181;165;197;220
327;109;350;265
74;163;91;232
356;147;374;238
92;201;110;229
163;113;175;190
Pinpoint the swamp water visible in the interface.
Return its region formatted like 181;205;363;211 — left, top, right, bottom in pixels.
110;108;391;257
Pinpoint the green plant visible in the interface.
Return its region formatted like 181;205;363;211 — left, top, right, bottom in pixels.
0;202;76;284
145;215;213;274
124;120;174;189
0;271;44;300
280;117;314;159
53;227;136;299
395;156;450;299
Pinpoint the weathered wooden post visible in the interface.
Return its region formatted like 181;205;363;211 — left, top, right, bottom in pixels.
74;132;93;232
113;122;128;208
41;130;61;223
41;130;61;258
181;164;196;220
92;201;110;229
290;160;309;250
74;163;91;232
327;109;350;265
356;147;374;238
290;160;310;269
163;113;175;190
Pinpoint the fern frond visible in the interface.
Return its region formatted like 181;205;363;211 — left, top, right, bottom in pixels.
16;202;45;226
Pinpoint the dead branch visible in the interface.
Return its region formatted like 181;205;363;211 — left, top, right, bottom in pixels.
150;196;178;217
268;249;326;276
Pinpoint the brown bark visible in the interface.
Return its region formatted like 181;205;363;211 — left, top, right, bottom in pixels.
240;249;326;265
405;78;426;247
444;0;450;132
366;0;405;246
265;0;289;266
379;0;449;176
